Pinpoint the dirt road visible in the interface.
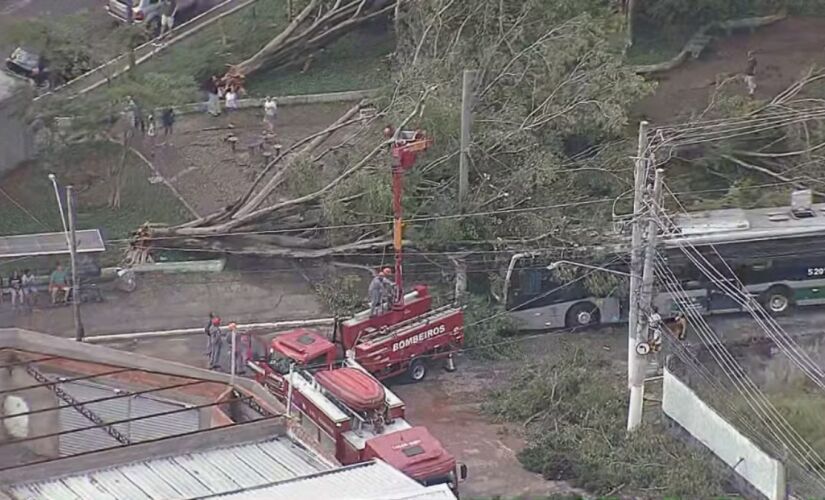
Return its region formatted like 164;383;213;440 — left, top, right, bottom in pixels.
637;16;825;123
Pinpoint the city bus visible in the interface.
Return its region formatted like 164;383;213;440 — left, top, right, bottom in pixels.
505;194;825;331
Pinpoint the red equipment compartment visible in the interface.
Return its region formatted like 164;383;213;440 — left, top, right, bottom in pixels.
314;367;385;413
364;426;456;482
339;285;433;350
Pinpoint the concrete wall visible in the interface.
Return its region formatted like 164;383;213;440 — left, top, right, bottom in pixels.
662;367;785;500
0;360;60;459
0;73;33;176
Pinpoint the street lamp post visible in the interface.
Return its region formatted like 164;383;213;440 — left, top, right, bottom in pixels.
47;174;85;341
48;174;70;246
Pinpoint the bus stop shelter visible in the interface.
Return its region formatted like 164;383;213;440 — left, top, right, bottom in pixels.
0;230;106;278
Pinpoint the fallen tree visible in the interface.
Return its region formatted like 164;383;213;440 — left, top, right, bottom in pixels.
232;0;400;77
133;1;652;265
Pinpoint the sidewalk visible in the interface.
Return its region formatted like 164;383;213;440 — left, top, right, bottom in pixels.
0;270;324;337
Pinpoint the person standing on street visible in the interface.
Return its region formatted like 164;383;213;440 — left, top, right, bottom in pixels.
160;107;175;143
206;76;221;116
225;86;239;112
744;51;757;96
8;271;23;309
263;96;277;133
204;312;215;355
208;316;224;370
160;0;176;38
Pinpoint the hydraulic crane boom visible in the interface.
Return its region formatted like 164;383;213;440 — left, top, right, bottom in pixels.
389;128;432;308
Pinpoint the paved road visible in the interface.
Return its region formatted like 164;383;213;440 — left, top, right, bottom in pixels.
0;270;324;337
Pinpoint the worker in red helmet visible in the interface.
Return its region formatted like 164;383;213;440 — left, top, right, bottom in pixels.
208;315;224;371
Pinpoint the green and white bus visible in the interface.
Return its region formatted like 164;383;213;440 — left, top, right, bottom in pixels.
506;195;825;330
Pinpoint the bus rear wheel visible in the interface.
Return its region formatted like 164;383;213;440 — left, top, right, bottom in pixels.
566;302;601;328
762;286;793;315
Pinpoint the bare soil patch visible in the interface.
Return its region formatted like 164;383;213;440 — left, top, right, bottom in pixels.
637;17;825;123
134;102;356;216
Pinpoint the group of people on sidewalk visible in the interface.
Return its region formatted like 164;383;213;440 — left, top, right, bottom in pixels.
204;73;248;117
204;312;251;374
203;74;278;132
125;97;176;148
0;263;77;311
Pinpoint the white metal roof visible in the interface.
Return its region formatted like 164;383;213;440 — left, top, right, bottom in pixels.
213;459;456;500
0;230;105;258
664;203;825;247
9;437;330;500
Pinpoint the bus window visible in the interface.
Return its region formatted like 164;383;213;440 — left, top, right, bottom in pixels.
520;269;542;295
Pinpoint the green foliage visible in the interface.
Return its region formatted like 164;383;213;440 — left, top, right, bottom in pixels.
322;0;653;253
315;273;365;317
0;142;187;238
140;0;292;86
485;348;731;497
462;296;520;360
246;26;395;96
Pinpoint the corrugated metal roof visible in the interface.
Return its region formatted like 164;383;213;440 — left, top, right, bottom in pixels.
9;437;330;500
57;381;199;456
0;229;105;258
214;460;456;500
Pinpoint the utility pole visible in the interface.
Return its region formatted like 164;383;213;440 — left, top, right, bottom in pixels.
627;165;664;432
627;122;648;388
66;186;85;342
627;120;648;432
459;69;477;211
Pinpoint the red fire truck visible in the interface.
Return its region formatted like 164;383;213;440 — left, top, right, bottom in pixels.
255;128;465;383
247;329;467;491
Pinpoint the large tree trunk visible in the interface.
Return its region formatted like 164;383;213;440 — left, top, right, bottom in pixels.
233;0;400;77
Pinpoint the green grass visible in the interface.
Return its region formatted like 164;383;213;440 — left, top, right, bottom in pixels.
139;0;291;94
246;27;394;96
626;21;696;66
0;142;188;242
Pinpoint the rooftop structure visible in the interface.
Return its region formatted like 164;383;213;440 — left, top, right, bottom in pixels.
0;230;105;259
665;202;825;247
0;329;455;500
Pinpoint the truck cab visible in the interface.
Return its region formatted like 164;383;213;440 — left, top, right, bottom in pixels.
250;328;336;398
363;426;467;491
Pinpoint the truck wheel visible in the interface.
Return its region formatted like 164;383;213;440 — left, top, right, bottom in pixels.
408;359;427;382
761;286;793;315
565;302;600;328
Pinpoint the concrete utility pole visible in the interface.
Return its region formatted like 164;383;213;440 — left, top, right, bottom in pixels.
627;165;664;432
459;69;478;211
627;120;649;432
66;186;85;342
627;122;648;388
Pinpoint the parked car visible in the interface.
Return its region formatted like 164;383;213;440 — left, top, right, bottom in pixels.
106;0;202;35
5;46;50;87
